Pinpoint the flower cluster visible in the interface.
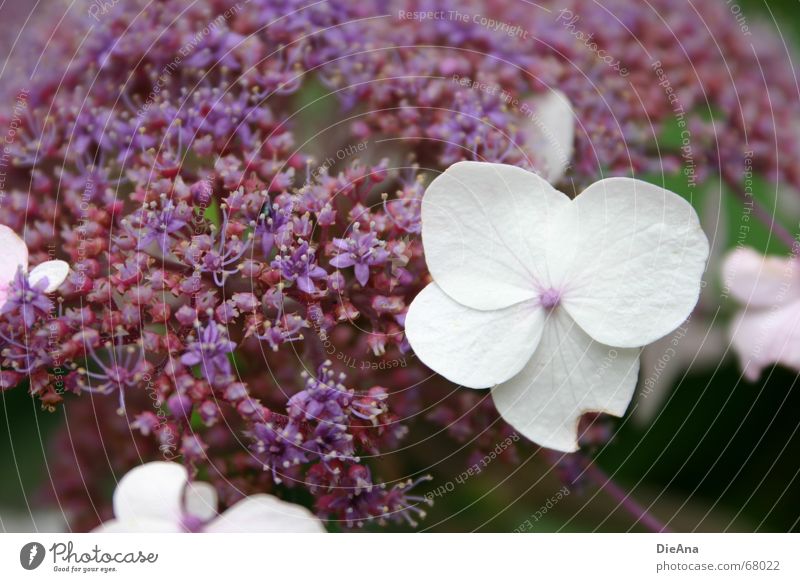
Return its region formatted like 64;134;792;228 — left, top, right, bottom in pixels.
251;361;428;527
314;0;800;190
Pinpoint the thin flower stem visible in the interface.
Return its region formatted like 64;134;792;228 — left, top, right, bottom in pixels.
729;185;798;252
749;198;797;251
582;457;670;533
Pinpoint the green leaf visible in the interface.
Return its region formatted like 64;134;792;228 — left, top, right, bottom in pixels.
203;198;221;228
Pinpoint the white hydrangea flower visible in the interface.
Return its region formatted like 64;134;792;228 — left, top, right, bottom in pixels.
0;224;69;307
93;462;325;533
405;162;709;452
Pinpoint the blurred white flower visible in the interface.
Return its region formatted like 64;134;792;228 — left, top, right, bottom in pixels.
0;224;69;307
94;462;325;533
524;89;575;183
723;246;800;381
406;161;709;452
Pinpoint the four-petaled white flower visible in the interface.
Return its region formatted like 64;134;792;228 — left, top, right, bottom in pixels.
93;462;326;533
0;224;69;307
405;162;709;452
722;246;800;381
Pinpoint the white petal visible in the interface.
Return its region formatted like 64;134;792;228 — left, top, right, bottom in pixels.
204;494;326;533
524;90;574;183
28;260;70;293
92;518;182;533
0;224;28;286
406;283;546;388
729;299;800;381
549;178;709;348
113;462;187;525
722;247;800;308
492;309;640;452
184;481;218;522
422;161;570;310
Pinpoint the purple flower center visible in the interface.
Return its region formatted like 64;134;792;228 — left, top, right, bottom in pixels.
180;513;206;533
539;288;561;309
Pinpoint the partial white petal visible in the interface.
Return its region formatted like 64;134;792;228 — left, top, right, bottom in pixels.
0;224;28;286
28;260;70;293
524;90;574;183
205;495;326;533
93;518;182;533
492;309;639;452
184;481;218;522
113;462;187;525
722;247;800;308
422;161;570;310
406;283;546;388
729;299;800;381
549;178;709;348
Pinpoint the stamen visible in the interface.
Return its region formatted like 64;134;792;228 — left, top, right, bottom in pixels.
539;288;561;309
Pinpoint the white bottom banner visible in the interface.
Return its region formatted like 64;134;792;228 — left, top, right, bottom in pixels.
0;533;796;580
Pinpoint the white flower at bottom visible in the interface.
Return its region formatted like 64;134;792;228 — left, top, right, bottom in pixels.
405;162;709;452
93;462;325;533
0;224;69;307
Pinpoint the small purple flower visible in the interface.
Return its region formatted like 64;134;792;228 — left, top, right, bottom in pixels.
0;322;51;374
257;195;296;256
329;227;389;286
232;292;259;312
252;421;308;484
382;171;423;235
77;334;151;413
288;364;351;424
121;198;191;253
185;205;253;287
181;433;209;463
0;269;53;328
130;412;161;436
256;313;307;352
317;464;432;528
180;321;236;384
271;242;327;294
304;422;355;464
285;362;386;466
